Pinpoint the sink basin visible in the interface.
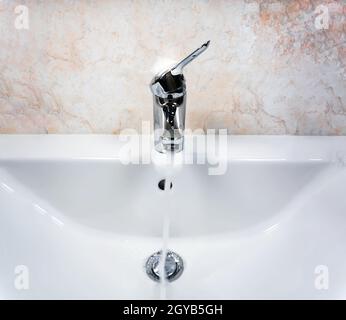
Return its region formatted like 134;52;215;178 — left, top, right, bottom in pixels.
0;135;346;299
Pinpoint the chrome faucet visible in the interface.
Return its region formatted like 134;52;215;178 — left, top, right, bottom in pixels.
150;41;210;153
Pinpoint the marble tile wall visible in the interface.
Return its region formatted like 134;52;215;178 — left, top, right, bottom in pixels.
0;0;345;134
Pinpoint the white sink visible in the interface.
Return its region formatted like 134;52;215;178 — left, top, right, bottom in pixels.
0;135;346;299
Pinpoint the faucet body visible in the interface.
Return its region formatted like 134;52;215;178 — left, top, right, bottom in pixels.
151;74;186;153
150;41;210;153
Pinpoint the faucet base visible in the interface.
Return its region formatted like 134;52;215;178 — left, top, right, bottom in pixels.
155;136;184;153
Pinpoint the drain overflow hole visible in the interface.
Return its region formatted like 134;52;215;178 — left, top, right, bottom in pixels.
158;179;173;191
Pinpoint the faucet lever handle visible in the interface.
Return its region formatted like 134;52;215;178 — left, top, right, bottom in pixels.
171;41;210;75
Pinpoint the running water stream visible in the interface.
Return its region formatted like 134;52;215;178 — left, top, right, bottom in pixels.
159;175;172;300
155;150;178;300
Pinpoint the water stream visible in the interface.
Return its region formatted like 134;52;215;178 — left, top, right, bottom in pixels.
159;175;172;300
156;150;176;300
152;149;184;299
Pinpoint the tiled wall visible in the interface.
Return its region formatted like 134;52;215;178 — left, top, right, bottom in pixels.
0;0;345;134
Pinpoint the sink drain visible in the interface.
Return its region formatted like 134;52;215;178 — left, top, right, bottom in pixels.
145;250;184;282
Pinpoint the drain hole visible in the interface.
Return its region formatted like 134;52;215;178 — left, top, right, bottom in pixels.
158;179;173;191
145;250;184;282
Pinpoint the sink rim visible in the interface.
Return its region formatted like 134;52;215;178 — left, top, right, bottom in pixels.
0;135;345;162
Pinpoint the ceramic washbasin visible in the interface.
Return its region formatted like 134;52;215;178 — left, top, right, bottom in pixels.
0;135;346;299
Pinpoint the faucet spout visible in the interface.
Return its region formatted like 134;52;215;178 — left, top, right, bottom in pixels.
150;41;210;153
